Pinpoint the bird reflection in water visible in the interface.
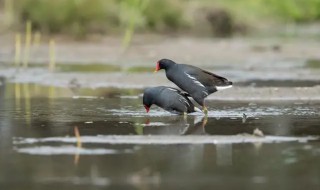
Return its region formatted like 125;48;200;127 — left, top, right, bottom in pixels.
142;115;208;135
182;116;233;166
181;116;208;135
143;115;234;166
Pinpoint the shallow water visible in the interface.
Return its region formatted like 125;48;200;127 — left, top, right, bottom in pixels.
236;79;320;87
0;83;320;189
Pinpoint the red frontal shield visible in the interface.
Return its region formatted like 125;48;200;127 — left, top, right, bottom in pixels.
144;105;150;113
154;62;160;72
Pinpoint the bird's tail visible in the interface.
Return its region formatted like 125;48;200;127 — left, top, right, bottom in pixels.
203;70;233;89
216;79;233;91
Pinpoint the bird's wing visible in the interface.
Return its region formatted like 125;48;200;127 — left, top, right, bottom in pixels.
160;88;189;113
165;98;188;114
201;70;230;85
185;67;229;87
167;87;191;97
178;96;190;107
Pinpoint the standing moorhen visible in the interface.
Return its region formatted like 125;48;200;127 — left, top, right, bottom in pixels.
154;59;232;113
143;86;202;114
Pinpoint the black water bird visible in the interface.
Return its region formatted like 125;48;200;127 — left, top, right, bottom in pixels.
143;86;202;114
154;58;232;113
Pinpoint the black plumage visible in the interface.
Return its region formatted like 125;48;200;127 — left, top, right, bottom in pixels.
143;86;201;114
155;59;232;110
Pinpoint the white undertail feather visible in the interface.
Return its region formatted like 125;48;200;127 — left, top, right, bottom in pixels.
216;85;233;91
167;88;178;92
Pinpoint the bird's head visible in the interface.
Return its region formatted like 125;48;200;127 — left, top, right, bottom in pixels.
154;58;176;72
142;88;154;113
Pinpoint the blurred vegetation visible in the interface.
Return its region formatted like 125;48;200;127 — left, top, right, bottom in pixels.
211;0;320;22
267;0;320;22
125;66;154;73
12;0;185;38
306;59;320;69
57;63;122;72
2;0;320;38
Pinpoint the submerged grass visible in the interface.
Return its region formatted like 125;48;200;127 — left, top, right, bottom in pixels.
125;66;154;73
305;59;320;69
5;83;143;99
1;62;121;72
57;63;122;73
2;61;157;73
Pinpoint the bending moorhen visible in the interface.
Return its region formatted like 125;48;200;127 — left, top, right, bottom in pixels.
143;86;202;114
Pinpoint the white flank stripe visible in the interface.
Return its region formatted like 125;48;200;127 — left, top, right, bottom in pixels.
202;90;208;96
167;88;178;92
216;85;233;91
184;72;205;88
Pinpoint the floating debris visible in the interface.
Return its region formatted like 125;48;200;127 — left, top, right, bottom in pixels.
242;113;247;123
253;128;264;137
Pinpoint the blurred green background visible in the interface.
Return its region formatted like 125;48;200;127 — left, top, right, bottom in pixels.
2;0;320;39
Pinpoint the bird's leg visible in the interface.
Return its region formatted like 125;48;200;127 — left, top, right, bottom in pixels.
203;115;208;125
202;100;208;115
201;115;208;134
183;112;187;120
202;106;208;115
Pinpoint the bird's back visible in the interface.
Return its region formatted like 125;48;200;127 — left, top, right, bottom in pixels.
156;87;195;113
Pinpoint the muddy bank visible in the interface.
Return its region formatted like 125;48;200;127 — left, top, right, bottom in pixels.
1;35;320;101
0;67;320;101
1;35;320;66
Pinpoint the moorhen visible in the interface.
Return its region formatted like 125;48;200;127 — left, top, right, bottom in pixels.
154;58;232;113
143;86;202;114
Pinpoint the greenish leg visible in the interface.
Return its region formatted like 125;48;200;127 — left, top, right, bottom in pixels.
201;114;208;134
183;112;187;120
203;106;208;115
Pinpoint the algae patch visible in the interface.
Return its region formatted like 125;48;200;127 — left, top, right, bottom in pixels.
125;66;154;73
305;59;320;69
57;63;122;72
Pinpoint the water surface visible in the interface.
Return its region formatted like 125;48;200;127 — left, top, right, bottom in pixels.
0;83;319;189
